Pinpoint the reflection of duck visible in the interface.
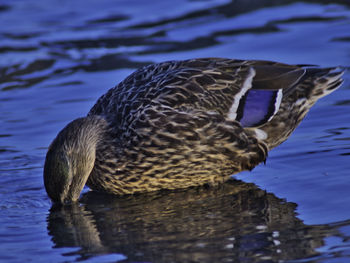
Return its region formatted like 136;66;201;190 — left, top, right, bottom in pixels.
43;58;344;203
47;179;336;262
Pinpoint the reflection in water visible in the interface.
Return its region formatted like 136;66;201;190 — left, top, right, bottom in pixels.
47;180;334;262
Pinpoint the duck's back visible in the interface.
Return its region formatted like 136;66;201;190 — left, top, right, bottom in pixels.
89;59;253;134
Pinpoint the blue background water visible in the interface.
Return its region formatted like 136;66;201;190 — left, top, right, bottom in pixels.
0;0;350;262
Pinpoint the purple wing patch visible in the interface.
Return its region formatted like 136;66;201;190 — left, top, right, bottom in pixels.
236;89;282;127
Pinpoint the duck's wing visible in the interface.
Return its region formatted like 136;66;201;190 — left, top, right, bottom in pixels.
231;61;306;127
89;58;306;129
251;62;305;92
152;58;306;128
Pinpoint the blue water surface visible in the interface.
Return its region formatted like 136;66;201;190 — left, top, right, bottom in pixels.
0;0;350;262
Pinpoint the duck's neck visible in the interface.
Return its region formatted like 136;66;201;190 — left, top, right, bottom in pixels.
44;115;108;204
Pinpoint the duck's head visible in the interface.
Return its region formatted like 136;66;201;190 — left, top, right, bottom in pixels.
43;116;106;204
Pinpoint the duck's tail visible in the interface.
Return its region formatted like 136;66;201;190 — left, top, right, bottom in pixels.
300;67;345;100
257;66;345;150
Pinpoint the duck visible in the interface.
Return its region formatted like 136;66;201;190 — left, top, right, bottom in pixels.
43;58;344;204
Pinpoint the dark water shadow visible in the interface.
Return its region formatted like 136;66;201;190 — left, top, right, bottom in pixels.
47;179;336;263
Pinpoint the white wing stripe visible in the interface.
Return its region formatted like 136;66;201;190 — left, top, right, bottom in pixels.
268;89;283;122
227;67;256;121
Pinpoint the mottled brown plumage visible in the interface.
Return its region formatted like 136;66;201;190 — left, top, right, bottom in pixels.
43;58;344;203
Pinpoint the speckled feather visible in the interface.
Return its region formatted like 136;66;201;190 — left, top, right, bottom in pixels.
77;58;344;195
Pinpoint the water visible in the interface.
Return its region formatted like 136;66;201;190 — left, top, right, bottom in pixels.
0;0;350;262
